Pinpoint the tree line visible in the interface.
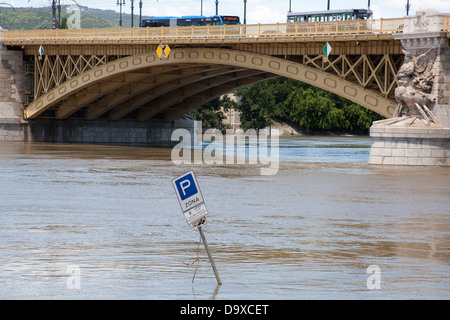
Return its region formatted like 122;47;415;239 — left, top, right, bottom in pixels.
191;77;384;134
0;6;146;30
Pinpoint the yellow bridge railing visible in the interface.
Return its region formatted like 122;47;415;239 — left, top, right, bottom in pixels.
444;15;450;31
3;18;404;44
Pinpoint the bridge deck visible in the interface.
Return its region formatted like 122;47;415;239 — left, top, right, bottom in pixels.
3;19;405;45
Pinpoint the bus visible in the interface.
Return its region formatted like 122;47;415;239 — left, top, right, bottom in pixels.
141;15;240;28
287;9;372;23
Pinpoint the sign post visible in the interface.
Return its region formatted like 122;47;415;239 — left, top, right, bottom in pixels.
172;170;222;285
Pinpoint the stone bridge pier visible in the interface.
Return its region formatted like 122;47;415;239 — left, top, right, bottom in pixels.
369;9;450;166
0;27;30;141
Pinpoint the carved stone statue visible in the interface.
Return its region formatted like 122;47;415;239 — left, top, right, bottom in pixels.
413;8;439;32
393;48;440;125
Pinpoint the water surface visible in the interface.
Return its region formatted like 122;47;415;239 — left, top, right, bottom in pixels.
0;137;448;299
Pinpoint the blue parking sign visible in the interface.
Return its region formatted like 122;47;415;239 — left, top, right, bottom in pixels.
174;173;197;201
172;170;204;213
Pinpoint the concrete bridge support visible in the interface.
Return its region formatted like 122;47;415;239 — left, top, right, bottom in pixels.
369;10;450;166
0;28;30;141
28;117;194;146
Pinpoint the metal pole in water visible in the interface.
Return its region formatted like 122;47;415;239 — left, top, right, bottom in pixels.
198;227;222;285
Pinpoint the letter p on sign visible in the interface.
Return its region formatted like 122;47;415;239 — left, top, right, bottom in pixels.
179;179;191;197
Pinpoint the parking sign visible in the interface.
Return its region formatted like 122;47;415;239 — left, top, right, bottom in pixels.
172;170;220;285
172;170;205;213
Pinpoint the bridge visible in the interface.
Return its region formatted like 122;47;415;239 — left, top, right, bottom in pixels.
0;10;449;165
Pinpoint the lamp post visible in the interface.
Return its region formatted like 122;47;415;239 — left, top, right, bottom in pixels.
139;0;142;27
131;0;134;27
58;0;61;29
215;0;219;15
243;0;247;24
117;0;126;27
406;0;411;16
51;0;57;29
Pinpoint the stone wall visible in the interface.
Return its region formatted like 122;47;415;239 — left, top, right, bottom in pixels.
369;124;450;166
28;117;195;146
433;44;450;127
0;27;31;141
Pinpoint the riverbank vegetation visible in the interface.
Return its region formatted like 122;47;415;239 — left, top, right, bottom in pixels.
192;77;384;135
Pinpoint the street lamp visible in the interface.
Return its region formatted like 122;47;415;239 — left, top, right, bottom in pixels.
50;0;62;29
131;0;134;27
117;0;126;27
139;0;143;27
243;0;247;24
406;0;411;16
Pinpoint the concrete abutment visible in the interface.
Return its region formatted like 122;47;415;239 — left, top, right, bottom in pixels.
0;27;30;142
26;117;194;146
369;9;450;166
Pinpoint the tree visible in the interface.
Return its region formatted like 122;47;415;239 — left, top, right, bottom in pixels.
235;82;274;131
60;16;68;29
234;77;384;134
189;95;237;132
287;86;336;130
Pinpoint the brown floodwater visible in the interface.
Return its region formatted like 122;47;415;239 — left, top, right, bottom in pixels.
0;138;448;299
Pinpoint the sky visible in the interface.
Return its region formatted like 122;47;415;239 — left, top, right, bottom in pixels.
4;0;450;24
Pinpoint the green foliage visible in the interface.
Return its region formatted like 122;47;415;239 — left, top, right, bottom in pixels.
0;5;146;30
189;95;237;132
0;8;53;30
234;77;384;134
234;81;275;131
60;17;68;29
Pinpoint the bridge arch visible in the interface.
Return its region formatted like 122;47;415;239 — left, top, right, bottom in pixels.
25;48;397;121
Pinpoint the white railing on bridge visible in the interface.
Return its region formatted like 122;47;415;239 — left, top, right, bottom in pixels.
3;18;405;43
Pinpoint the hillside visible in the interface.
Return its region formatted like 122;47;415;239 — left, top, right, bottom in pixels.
0;5;149;30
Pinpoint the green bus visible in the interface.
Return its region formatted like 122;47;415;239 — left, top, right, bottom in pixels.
287;9;372;23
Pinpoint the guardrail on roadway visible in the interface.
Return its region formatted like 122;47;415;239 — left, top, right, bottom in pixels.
3;18;404;43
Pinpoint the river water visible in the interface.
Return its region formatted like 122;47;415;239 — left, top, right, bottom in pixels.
0;136;449;300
